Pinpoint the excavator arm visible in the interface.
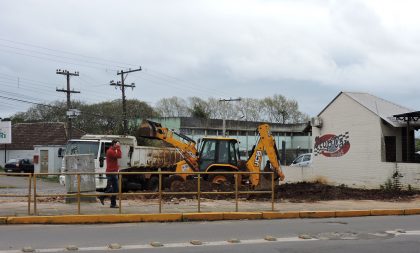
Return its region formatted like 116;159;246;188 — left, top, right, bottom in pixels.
138;120;199;171
245;124;285;188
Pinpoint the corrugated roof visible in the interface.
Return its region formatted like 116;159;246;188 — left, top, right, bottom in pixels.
319;92;416;127
5;122;85;150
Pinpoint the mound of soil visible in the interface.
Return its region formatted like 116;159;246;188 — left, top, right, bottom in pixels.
276;182;419;202
123;181;419;202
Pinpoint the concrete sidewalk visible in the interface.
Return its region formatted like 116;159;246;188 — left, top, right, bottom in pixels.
1;197;420;217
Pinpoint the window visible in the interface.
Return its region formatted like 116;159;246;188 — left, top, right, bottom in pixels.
293;155;303;164
303;155;311;162
218;141;229;164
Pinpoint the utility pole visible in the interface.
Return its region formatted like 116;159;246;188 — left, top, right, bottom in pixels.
56;69;80;140
110;67;141;135
219;97;241;136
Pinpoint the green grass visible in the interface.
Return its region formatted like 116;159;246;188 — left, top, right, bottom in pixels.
0;185;16;189
0;166;4;172
38;175;59;183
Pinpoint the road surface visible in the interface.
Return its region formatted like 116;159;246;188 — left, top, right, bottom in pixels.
0;215;419;252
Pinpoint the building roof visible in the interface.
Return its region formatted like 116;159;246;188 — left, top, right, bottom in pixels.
178;117;309;132
5;122;85;150
319;92;417;127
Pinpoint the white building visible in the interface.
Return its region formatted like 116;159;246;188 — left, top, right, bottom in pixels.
287;92;420;189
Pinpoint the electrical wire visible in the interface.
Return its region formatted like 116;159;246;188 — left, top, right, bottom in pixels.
0;38;138;68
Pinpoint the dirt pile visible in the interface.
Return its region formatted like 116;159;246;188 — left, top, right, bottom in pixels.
275;182;419;202
122;181;419;202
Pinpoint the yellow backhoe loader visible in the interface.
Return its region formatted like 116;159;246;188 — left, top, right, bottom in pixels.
139;120;285;190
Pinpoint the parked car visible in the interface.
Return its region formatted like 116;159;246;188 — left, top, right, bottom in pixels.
290;153;312;167
4;158;34;173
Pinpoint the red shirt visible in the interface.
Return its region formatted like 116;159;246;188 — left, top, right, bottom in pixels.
106;147;122;172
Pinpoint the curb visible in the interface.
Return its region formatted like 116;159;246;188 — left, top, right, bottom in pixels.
1;209;418;224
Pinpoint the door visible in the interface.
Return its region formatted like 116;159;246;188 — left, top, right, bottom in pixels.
40;150;49;173
385;136;396;162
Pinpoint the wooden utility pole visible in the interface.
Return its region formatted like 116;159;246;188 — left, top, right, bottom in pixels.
219;97;241;136
56;69;80;140
110;67;141;135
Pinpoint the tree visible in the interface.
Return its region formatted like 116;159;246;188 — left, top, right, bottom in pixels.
11;99;157;135
155;97;189;117
235;98;263;122
188;97;210;119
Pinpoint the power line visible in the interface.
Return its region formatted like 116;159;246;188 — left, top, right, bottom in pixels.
0;43;123;69
0;94;122;121
0;49;119;72
0;38;138;68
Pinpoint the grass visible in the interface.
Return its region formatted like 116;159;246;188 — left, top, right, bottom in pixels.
0;185;16;189
38;175;60;183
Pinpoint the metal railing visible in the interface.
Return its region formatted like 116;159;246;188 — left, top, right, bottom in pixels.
0;171;276;216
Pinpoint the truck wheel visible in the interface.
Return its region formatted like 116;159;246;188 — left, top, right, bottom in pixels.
147;177;160;192
167;175;185;192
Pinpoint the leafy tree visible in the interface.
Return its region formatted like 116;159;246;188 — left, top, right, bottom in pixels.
11;99;157;135
188;97;210;119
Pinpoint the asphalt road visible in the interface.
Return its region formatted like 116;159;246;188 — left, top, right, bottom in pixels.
0;175;65;195
0;215;419;253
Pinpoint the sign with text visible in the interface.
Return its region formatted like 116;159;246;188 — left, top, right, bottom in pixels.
314;132;350;157
0;121;12;144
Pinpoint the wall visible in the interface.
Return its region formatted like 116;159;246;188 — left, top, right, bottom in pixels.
33;146;64;174
311;93;386;188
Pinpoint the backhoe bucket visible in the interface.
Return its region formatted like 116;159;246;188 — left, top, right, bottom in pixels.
256;174;278;191
138;120;162;139
255;164;279;191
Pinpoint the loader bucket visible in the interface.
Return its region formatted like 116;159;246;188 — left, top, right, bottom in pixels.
138;120;162;139
256;174;278;190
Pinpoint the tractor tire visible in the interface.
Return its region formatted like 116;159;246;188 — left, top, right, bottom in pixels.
209;173;233;185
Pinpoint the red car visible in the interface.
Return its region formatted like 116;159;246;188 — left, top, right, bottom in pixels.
4;158;34;173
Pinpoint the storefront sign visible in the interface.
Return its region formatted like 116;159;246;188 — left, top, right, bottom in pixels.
0;121;12;144
314;132;350;157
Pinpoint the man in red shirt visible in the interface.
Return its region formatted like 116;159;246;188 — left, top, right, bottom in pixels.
99;139;122;208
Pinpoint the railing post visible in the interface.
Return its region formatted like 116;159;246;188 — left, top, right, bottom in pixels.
33;173;37;215
235;172;239;212
158;173;162;213
118;173;122;214
197;173;201;213
271;172;275;211
77;173;81;215
28;173;32;215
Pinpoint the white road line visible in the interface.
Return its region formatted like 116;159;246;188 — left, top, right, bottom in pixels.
1;232;419;253
386;230;420;236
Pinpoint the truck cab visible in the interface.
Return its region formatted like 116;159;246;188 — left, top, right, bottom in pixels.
59;135;136;190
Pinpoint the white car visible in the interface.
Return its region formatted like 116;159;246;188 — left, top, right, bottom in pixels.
290;153;312;167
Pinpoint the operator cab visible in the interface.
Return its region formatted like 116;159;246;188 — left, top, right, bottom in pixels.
198;137;240;171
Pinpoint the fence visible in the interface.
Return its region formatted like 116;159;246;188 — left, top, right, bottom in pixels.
0;171;276;216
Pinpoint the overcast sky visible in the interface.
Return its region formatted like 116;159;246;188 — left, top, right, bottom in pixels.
1;0;420;119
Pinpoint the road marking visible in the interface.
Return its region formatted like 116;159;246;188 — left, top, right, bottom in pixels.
387;230;420;236
1;231;419;253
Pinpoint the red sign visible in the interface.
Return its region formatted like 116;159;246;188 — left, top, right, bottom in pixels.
314;132;350;157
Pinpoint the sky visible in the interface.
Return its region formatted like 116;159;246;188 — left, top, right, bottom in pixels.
1;0;420;119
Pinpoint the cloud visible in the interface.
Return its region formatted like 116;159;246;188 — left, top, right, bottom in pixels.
0;0;420;118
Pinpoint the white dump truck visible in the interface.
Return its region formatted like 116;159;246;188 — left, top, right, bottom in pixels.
59;134;182;191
